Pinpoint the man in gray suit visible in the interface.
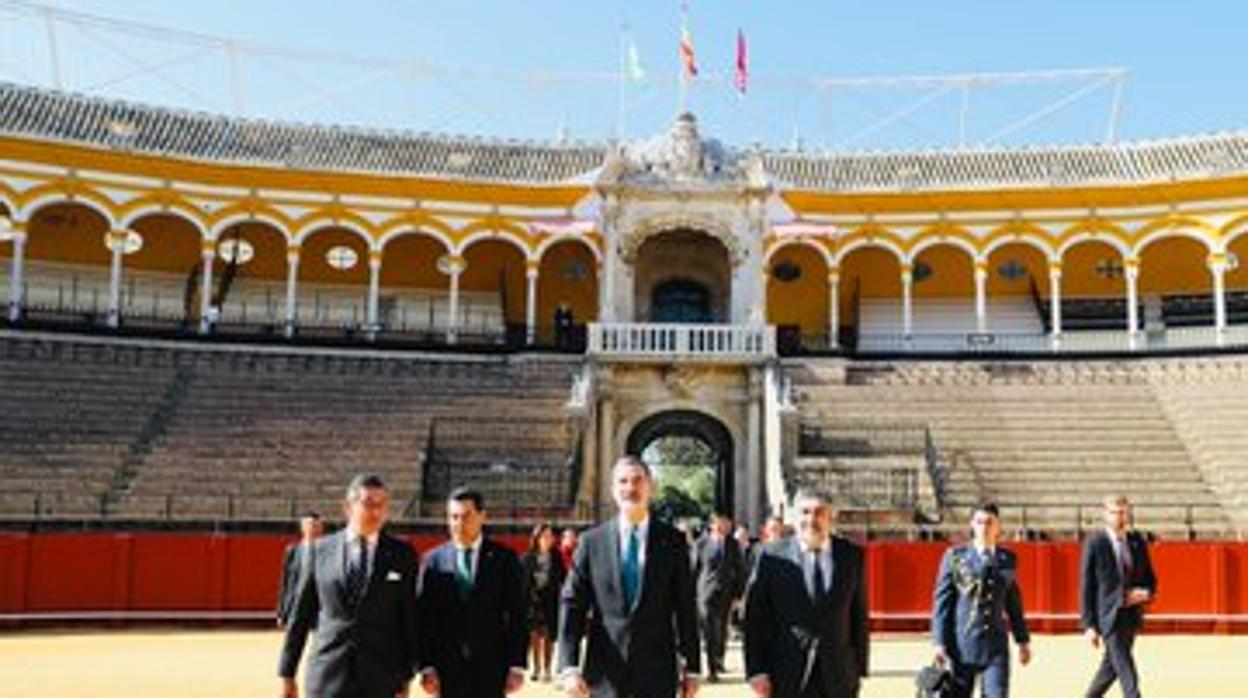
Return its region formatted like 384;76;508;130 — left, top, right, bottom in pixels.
744;489;869;698
1081;494;1157;698
693;512;746;682
931;503;1031;697
557;455;701;698
276;511;323;629
278;474;421;698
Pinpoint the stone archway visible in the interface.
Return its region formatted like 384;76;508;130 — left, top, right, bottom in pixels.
632;229;732;323
626;409;735;519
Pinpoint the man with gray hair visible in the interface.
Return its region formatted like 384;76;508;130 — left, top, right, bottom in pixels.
279;474;421;698
744;489;869;697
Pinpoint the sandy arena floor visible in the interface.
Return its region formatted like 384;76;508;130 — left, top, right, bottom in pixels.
2;629;1246;697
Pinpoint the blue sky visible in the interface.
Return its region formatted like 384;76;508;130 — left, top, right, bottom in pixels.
0;1;1244;150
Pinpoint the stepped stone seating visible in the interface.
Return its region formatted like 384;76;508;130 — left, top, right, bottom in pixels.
787;358;1234;537
0;331;584;521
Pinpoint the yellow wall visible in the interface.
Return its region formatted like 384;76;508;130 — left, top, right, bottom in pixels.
380;235;447;289
1227;235;1248;291
461;239;526;325
987;243;1050;297
129;214;201;274
537;240;598;327
26;204;111;265
300;228;369;285
1061;241;1125;298
1138;237;1210;294
765;244;829;335
839;246;901;323
913;244;973;298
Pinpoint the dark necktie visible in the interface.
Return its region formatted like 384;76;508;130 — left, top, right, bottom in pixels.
811;550;828;604
621;525;641;611
346;536;368;606
457;547;474;601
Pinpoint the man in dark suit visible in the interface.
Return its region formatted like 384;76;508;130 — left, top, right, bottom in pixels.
417;487;528;697
1081;494;1157;698
557;455;701;698
693;512;746;682
931;503;1031;698
278;474;421;698
276;511;323;629
744;489;869;698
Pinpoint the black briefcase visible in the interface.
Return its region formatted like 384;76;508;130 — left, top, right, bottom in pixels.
915;664;961;698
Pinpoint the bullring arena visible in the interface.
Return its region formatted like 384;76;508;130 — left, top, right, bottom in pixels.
3;3;1248;697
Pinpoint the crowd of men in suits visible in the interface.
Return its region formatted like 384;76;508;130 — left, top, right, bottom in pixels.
275;462;1157;698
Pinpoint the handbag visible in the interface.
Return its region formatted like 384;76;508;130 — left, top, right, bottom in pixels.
915;663;961;698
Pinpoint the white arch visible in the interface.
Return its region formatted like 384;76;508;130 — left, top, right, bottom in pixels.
833;237;906;267
983;233;1058;262
294;220;375;248
120;207;209;241
1057;233;1131;259
378;226;455;255
1132;227;1217;258
764;237;834;268
906;236;980;265
534;233;603;264
457;229;531;260
210;211;294;244
19;192;116;229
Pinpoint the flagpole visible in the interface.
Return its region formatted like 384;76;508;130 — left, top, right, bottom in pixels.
678;1;689;115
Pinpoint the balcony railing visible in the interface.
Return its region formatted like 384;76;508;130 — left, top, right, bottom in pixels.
587;322;776;363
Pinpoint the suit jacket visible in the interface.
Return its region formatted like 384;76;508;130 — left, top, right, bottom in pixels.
557;517;700;698
744;536;869;698
417;537;529;698
931;545;1029;666
693;533;746;610
1080;529;1157;636
276;542;304;624
278;530;421;698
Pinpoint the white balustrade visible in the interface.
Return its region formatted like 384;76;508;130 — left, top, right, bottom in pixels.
588;322;776;362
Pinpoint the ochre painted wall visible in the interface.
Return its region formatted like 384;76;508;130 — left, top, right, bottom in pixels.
461;239;526;325
766;244;829;336
1061;241;1126;298
128;214;201;274
839;246;901;323
299;228;369;285
537;240;599;328
987;243;1050;297
379;235;448;290
913;244;973;299
1139;237;1211;295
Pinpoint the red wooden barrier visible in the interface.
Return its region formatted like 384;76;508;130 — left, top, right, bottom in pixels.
1;533;1244;633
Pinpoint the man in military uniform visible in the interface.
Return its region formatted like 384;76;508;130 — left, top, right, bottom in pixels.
931;503;1031;698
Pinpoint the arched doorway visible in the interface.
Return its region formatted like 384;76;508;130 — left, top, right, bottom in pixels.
633;229;731;323
626;410;734;521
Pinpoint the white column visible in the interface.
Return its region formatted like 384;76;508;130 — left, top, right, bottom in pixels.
445;255;464;344
974;262;989;334
901;265;914;338
284;245;300;337
106;229;126;328
198;241;215;333
1208;257;1228;344
828;269;840;349
597;395;616;509
366;250;382;335
1125;259;1140;346
746;381;762;526
7;225;26;323
525;261;539;345
1049;263;1063;347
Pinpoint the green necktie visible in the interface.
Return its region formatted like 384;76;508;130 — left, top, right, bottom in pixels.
457;547;474;600
621;525;641;610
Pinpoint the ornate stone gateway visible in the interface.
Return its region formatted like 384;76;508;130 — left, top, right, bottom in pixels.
626;409;735;516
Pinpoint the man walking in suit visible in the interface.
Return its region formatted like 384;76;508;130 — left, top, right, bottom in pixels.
1081;494;1157;698
417;487;528;697
694;512;746;682
557;455;701;698
278;474;421;698
276;511;323;629
744;489;869;698
931;503;1032;697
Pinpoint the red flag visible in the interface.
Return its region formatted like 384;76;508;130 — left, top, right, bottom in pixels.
680;26;698;80
735;29;748;94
